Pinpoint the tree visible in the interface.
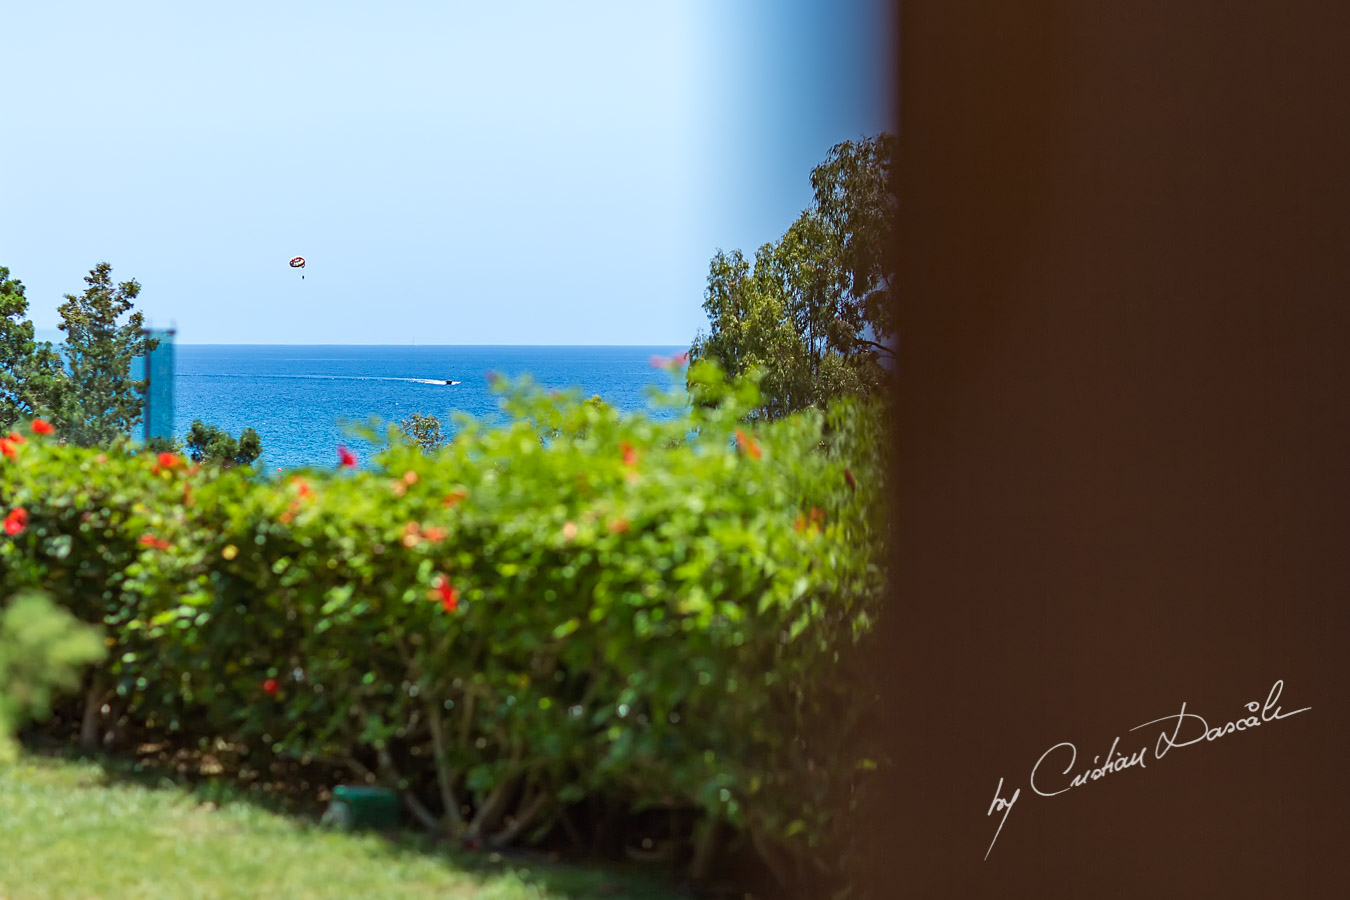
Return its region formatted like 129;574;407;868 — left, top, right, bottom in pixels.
809;132;897;348
185;420;263;468
144;435;183;456
399;412;445;453
690;248;813;420
690;133;896;419
54;263;158;446
0;266;69;430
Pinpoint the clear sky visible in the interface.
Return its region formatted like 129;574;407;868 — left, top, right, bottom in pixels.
3;1;892;345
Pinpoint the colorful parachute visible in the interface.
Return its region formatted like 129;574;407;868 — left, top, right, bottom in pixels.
290;256;305;279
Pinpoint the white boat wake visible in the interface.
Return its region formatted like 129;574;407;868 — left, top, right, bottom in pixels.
182;374;461;385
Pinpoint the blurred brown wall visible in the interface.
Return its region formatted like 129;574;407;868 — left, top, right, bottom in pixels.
877;2;1350;895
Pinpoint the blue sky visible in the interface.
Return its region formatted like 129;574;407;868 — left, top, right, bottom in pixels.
3;1;892;345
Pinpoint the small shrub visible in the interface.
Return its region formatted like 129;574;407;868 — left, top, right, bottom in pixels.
0;591;107;763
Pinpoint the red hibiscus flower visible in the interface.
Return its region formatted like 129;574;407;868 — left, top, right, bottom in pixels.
734;429;761;460
4;507;28;536
337;446;357;468
621;442;637;467
157;451;180;469
262;678;279;696
432;574;458;612
0;439;16;460
31;418;53;435
7;432;25;444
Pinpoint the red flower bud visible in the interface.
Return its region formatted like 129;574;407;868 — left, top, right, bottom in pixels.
432;574;459;612
4;507;28;536
735;429;761;460
262;678;279;696
31;418;54;435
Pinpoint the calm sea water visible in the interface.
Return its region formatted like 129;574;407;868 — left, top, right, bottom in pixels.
172;345;689;470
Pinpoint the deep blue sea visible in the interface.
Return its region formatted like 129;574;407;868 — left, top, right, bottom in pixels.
172;345;688;470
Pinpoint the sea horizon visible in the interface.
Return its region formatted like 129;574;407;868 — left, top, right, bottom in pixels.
161;344;690;470
35;329;691;349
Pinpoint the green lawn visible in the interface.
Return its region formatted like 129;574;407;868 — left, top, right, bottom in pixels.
0;755;691;900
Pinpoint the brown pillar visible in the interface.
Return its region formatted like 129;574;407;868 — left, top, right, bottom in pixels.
879;2;1350;895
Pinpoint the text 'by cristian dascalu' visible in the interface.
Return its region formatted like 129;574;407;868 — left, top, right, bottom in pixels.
983;679;1311;860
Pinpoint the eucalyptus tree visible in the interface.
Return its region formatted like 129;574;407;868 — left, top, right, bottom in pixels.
690;133;896;419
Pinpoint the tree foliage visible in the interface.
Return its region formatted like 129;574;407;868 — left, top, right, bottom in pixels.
0;266;68;430
185;420;263;468
398;412;446;453
54;262;158;447
690;133;896;419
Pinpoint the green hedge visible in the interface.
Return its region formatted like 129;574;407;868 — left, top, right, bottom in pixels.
0;363;885;892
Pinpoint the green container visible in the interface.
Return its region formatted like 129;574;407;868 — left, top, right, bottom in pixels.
325;785;401;831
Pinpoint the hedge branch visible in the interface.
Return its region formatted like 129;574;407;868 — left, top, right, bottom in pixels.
689;817;723;883
79;670;107;751
557;804;587;852
374;743;440;832
749;826;795;891
467;744;525;837
426;699;465;831
488;785;551;849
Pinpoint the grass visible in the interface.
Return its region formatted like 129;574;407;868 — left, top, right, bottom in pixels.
0;754;693;900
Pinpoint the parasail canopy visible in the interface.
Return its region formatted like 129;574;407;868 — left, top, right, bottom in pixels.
289;256;306;268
